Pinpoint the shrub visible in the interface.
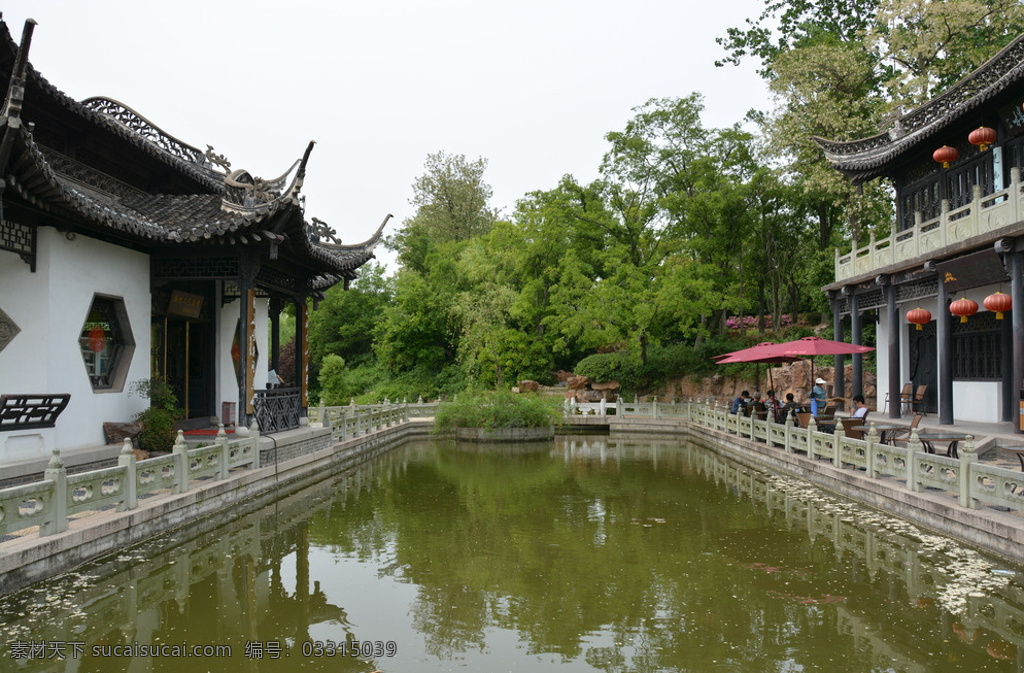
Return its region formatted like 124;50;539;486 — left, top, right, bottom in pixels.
130;378;182;453
434;390;561;432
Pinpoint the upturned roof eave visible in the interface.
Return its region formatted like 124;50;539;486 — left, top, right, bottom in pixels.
815;31;1024;179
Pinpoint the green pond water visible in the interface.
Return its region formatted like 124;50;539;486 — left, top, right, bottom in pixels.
3;435;1024;672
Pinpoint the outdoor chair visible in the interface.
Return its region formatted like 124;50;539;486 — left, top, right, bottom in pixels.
795;412;813;429
889;414;923;446
841;418;865;440
903;385;928;416
883;383;913;414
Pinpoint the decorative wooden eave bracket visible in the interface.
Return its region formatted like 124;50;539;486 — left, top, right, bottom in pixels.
0;19;36;272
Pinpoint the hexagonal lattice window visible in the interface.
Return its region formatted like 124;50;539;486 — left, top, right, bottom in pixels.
79;295;135;391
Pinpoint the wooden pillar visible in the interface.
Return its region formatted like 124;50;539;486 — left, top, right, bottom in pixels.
831;293;845;403
850;292;863;399
886;280;901;419
269;297;282;376
238;252;258;427
1012;250;1024;432
937;274;954;425
296;298;310;411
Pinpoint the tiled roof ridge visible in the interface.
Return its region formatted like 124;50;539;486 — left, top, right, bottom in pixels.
0;17;226;193
815;31;1024;174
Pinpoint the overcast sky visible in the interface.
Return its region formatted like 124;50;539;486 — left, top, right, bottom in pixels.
3;1;771;269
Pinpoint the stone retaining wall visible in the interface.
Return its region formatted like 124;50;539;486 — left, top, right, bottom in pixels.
0;420;433;595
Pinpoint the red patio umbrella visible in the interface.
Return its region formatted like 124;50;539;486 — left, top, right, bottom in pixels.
713;342;803;392
761;336;875;397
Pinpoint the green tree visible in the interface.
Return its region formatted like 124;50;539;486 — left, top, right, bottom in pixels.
388;151;498;273
869;0;1024;105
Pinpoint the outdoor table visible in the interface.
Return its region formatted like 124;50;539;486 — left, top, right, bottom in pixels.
914;431;971;458
1000;447;1024;471
850;423;906;445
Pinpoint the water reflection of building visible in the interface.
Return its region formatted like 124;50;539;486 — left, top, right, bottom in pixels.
1;451;411;672
689;443;1024;669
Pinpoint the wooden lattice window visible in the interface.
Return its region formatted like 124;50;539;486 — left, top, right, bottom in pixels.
952;312;1003;381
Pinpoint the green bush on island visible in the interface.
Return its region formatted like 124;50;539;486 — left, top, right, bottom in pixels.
434;390;561;432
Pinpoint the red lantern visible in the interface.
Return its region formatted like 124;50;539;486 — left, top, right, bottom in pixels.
950;298;979;323
907;308;931;330
983;291;1012;319
969;126;997;152
933;145;958;168
87;325;106;353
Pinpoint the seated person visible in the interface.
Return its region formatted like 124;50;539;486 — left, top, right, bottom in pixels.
730;390;752;415
763;390;781;421
850;394;868;419
780;393;801;425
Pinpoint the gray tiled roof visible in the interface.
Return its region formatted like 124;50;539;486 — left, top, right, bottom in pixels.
815;32;1024;181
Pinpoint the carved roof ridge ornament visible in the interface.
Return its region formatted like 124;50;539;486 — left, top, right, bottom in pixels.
82;97;217;170
221;141;313;214
316;213;392;252
813;31;1024;180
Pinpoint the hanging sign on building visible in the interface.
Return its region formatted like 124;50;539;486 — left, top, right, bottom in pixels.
167;290;204;318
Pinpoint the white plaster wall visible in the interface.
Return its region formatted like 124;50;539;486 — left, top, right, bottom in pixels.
217;295;270;426
0;229;150;459
953;381;1002;423
875;311;890;409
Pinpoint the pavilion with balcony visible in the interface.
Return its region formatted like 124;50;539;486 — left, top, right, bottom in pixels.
817;34;1024;428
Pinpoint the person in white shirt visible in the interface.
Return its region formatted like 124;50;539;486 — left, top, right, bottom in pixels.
851;394;868;419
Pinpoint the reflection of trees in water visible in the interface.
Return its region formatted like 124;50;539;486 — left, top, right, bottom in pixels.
16;437;1021;672
317;438;1020;672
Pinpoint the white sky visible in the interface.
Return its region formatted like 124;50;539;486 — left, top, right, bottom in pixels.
2;1;771;270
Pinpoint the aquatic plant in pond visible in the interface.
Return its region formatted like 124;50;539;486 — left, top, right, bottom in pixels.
433;390;560;432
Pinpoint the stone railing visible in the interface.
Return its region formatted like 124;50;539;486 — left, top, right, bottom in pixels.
835;167;1024;283
309;400;439;443
686;401;1024;514
0;422;261;539
0;401;426;542
563;397;688;419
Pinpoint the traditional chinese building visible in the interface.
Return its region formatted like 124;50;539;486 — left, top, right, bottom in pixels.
817;34;1024;426
0;18;385;461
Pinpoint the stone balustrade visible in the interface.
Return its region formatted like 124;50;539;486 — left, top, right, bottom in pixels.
835;167;1024;283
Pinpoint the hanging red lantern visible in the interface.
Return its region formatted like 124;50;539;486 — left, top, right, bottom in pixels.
969;126;997;152
907;308;931;330
983;291;1012;319
87;325;107;352
933;145;958;168
950;298;979;323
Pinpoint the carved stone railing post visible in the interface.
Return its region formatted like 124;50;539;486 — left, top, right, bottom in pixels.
41;450;67;536
784;412;794;453
250;418;261;469
907;429;923;492
807;416;818;459
217;424;230;480
958;435;979;509
118;437;137;511
832;423;844;468
173;430;189;494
